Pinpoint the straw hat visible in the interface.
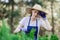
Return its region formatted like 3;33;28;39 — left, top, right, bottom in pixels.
27;4;48;14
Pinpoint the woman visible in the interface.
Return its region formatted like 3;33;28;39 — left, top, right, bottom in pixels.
13;4;52;40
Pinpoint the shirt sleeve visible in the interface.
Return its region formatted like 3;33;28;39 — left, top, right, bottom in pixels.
19;17;27;25
40;19;52;30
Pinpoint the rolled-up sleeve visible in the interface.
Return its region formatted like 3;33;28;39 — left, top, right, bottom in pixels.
19;17;26;25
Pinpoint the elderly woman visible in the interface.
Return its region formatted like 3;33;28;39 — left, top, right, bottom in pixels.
14;4;52;40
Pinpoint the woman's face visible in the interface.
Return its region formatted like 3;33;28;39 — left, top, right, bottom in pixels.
32;9;39;17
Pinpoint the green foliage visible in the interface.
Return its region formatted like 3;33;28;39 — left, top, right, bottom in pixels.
12;10;20;17
26;0;44;6
0;19;10;40
0;19;34;40
50;34;59;40
0;19;19;40
28;28;36;38
39;35;49;40
18;28;36;40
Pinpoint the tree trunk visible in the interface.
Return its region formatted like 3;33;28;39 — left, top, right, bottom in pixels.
51;0;54;34
10;0;14;33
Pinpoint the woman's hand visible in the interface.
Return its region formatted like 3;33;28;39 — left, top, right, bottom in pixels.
13;24;23;33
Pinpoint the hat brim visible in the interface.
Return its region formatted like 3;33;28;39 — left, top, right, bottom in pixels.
26;7;47;14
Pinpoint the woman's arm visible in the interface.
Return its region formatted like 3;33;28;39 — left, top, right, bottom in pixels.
41;18;52;31
13;17;28;33
44;19;52;31
13;24;23;33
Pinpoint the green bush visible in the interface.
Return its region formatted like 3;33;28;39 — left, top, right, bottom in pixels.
39;35;48;40
0;19;35;40
50;34;59;40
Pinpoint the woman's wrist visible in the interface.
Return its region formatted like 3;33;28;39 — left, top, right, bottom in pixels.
43;17;47;20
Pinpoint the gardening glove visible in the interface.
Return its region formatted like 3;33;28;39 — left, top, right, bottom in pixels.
38;11;46;20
